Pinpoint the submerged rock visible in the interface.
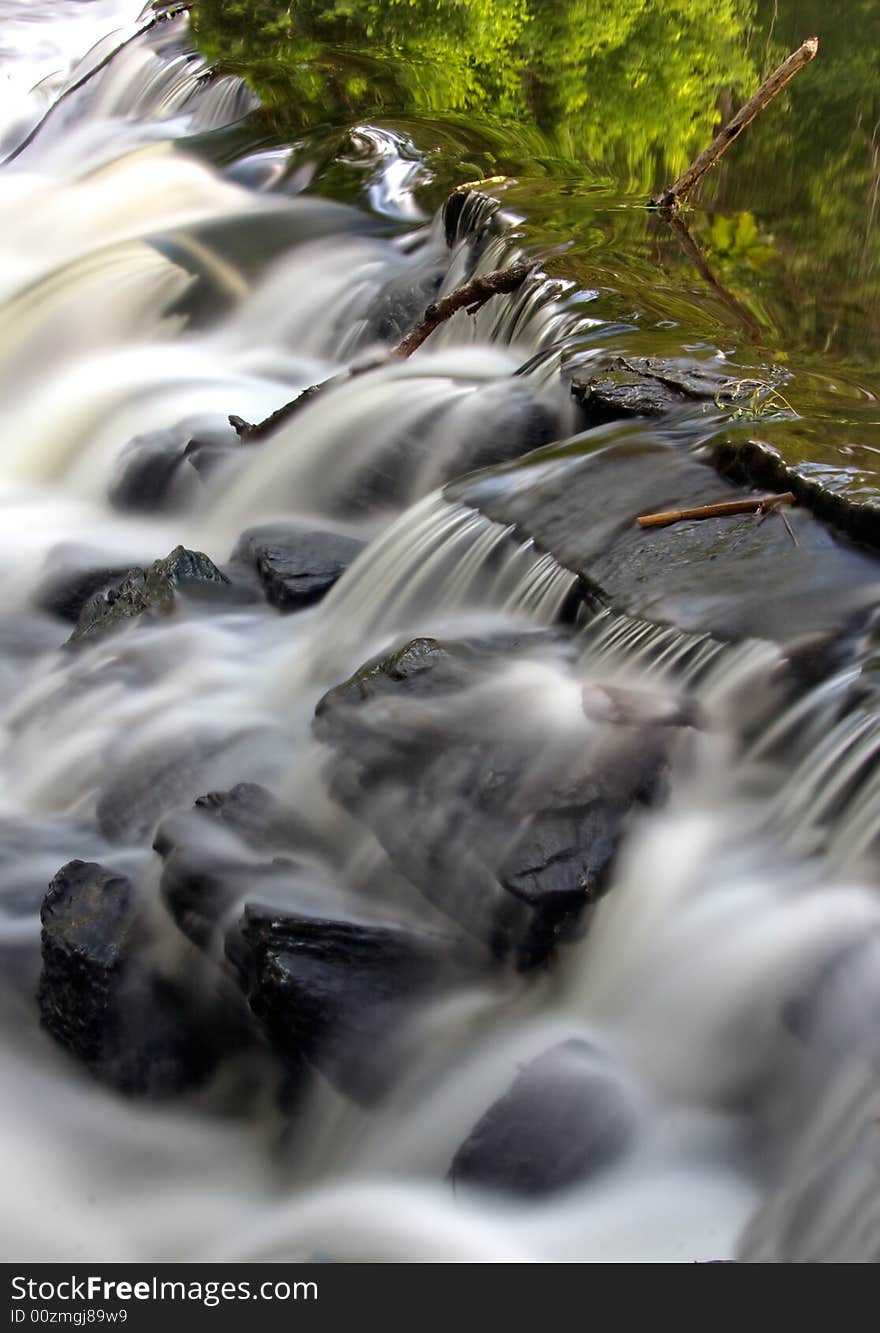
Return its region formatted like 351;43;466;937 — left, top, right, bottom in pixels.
230;524;365;612
67;545;232;647
34;548;133;624
96;728;271;845
38;860;230;1097
227;903;453;1102
450;1039;639;1197
154;783;316;951
571;356;726;427
109;417;240;513
315;633;682;967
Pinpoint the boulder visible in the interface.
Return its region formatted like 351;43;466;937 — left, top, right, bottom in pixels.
450;1039;639;1196
230;524;365;612
38;860;233;1097
34;549;133;624
108;416;240;513
314;633;681;967
571;356;728;428
227;903;453;1102
67;546;234;647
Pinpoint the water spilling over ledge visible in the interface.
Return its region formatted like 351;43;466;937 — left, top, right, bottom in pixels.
0;0;877;1266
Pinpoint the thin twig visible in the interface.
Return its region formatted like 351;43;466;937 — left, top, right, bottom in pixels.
651;38;818;209
231;264;534;441
636;492;795;529
3;4;192;165
779;508;800;547
393;264;532;357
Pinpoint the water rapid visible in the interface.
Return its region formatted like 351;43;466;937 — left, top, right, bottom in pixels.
0;1;877;1264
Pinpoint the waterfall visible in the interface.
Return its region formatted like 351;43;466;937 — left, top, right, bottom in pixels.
0;0;876;1265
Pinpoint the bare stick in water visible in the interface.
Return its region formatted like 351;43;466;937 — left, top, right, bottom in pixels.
232;264;534;441
651;38;818;210
393;264;532;357
3;4;192;166
636;492;795;529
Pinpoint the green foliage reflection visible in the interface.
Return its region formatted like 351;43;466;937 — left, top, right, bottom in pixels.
192;0;756;180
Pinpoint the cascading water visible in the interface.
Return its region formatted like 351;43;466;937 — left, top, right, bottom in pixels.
0;1;877;1265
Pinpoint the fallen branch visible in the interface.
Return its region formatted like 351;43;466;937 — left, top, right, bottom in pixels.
232;263;534;441
651;38;818;210
636;492;795;529
393;264;532;357
4;4;192;166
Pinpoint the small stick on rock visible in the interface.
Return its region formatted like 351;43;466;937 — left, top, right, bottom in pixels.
651;38;818;210
637;492;795;529
232;264;534;441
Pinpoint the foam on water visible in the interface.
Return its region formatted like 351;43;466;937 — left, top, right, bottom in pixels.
0;0;876;1265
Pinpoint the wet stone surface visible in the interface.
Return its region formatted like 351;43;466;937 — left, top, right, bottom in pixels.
314;632;686;968
227;903;455;1103
38;860;233;1097
230;524;366;612
452;438;880;648
571;355;729;427
67;546;237;648
450;1039;640;1197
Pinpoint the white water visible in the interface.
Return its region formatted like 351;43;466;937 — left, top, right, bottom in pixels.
0;2;877;1264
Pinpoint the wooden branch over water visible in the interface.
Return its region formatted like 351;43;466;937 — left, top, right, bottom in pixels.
232;264;533;441
651;38;818;210
636;492;795;529
393;264;532;357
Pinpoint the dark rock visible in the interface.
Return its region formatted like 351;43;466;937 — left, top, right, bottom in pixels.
34;553;133;624
154;784;316;951
109;416;240;513
192;782;312;855
783;932;880;1063
714;435;880;552
315;633;679;967
450;1039;638;1197
67;545;232;647
38;860;230;1097
227;902;452;1102
452;437;880;648
230;525;365;612
96;727;270;845
571;356;726;428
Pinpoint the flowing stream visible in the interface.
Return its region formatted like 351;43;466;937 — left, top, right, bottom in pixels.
0;1;878;1263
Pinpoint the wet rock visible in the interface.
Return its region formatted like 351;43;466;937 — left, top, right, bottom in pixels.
783;932;880;1064
571;356;726;427
109;416;240;513
38;860;229;1097
154;784;316;951
315;633;679;967
450;1040;638;1196
192;782;312;855
452;437;880;648
713;435;880;551
67;545;233;647
96;727;270;845
227;902;452;1102
230;524;365;612
34;548;134;624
